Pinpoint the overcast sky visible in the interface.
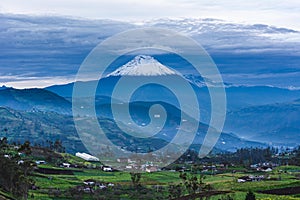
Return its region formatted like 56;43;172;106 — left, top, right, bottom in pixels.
1;0;300;30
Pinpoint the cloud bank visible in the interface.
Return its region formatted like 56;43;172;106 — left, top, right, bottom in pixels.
0;14;300;89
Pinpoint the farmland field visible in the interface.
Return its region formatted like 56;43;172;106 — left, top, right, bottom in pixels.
25;163;300;200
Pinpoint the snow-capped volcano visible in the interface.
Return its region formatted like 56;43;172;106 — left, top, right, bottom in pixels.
107;55;177;77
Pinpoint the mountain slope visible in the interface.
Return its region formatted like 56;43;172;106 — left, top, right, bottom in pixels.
0;88;71;114
0;97;266;154
92;100;267;152
252;127;300;146
225;86;300;110
225;99;300;145
0;107;86;154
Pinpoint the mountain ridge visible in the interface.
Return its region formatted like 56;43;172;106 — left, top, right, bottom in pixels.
0;88;71;114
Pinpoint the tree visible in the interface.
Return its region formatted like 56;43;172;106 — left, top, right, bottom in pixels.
15;174;34;199
245;191;256;200
18;141;32;156
178;172;212;200
0;137;8;148
130;172;141;188
168;183;183;199
179;172;207;195
19;160;35;176
0;142;34;199
53;139;65;153
3;128;8;138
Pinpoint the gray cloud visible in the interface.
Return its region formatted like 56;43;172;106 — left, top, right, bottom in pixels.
1;14;300;88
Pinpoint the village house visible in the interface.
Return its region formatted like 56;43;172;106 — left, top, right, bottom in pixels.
237;175;265;183
250;162;277;171
60;163;71;168
102;166;113;172
146;166;158;173
83;179;96;186
35;160;46;165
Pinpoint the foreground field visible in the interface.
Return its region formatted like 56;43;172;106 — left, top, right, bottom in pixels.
27;164;300;200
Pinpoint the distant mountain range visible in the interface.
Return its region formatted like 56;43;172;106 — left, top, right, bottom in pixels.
0;56;282;152
48;55;300;148
1;55;298;154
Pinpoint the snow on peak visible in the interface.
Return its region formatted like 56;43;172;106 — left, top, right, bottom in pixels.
107;55;177;77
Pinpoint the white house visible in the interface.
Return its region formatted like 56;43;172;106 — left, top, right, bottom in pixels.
103;166;113;172
83;180;95;186
62;163;71;168
262;167;273;172
237;178;246;183
35;160;46;165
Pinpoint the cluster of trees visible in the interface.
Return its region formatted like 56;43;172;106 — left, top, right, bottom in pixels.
0;138;35;199
168;171;227;200
207;147;277;166
176;147;279;166
289;146;300;165
182;146;300;167
45;139;65;153
234;147;275;165
228;146;300;166
169;172;206;199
